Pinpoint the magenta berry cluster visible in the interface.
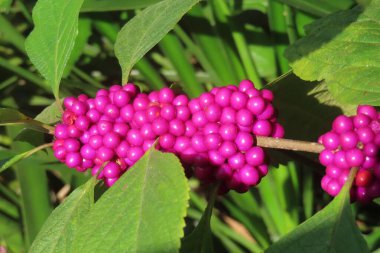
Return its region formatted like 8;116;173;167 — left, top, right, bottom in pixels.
52;80;284;192
319;105;380;203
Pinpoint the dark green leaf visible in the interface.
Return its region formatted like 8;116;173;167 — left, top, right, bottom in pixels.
269;73;355;141
180;187;217;253
35;101;63;125
73;148;189;253
29;178;96;253
277;0;354;17
285;2;380;105
0;15;25;52
81;0;163;12
0;108;52;133
25;0;85;100
115;0;200;83
265;170;369;253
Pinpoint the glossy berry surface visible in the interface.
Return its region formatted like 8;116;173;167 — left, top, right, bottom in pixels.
53;80;284;193
319;105;380;203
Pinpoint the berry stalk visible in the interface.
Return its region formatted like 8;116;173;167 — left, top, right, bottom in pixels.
256;136;324;153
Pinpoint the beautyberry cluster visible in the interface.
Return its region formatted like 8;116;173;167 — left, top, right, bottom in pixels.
319;105;380;203
52;80;284;193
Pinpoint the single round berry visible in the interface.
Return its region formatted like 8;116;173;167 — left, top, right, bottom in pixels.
103;162;121;178
239;165;260;186
246;147;265;166
219;123;238;141
253;120;272;136
65;152;81;168
355;170;373;187
235;132;254;151
322;132;340;150
332;115;353;134
103;132;121;149
228;153;246;170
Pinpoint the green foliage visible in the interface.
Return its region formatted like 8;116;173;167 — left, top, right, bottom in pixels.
286;1;380;106
72;148;189;253
0;0;378;252
34;101;63;124
180;187;217;253
81;0;163;12
0;0;12;13
269;73;355;141
63;18;92;77
0;108;52;133
115;0;200;83
266;170;369;253
25;0;85;100
29;178;96;253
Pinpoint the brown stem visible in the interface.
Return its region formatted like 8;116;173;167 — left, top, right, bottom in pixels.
256;136;324;153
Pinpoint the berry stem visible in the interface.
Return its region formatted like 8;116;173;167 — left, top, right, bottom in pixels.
256;136;324;153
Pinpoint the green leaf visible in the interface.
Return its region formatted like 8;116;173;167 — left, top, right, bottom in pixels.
81;0;163;12
277;0;354;17
285;2;380;106
115;0;200;83
0;108;53;133
35;101;62;125
29;177;96;253
25;0;85;100
0;213;25;253
63;18;92;77
0;15;25;52
180;187;217;253
0;143;52;174
265;169;370;253
73;148;189;253
269;73;355;141
0;0;12;13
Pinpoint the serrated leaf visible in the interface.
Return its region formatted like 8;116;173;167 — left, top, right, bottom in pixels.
29;177;96;253
25;0;85;100
285;1;380;106
180;188;216;253
0;108;52;133
73;148;189;253
265;170;369;253
35;101;62;125
115;0;200;83
81;0;163;12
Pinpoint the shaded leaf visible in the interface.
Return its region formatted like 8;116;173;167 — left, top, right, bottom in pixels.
25;0;85;100
265;170;369;253
277;0;354;17
29;178;96;253
269;73;355;141
73;148;189;253
115;0;200;83
81;0;163;12
0;108;52;133
180;187;217;253
285;2;380;105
